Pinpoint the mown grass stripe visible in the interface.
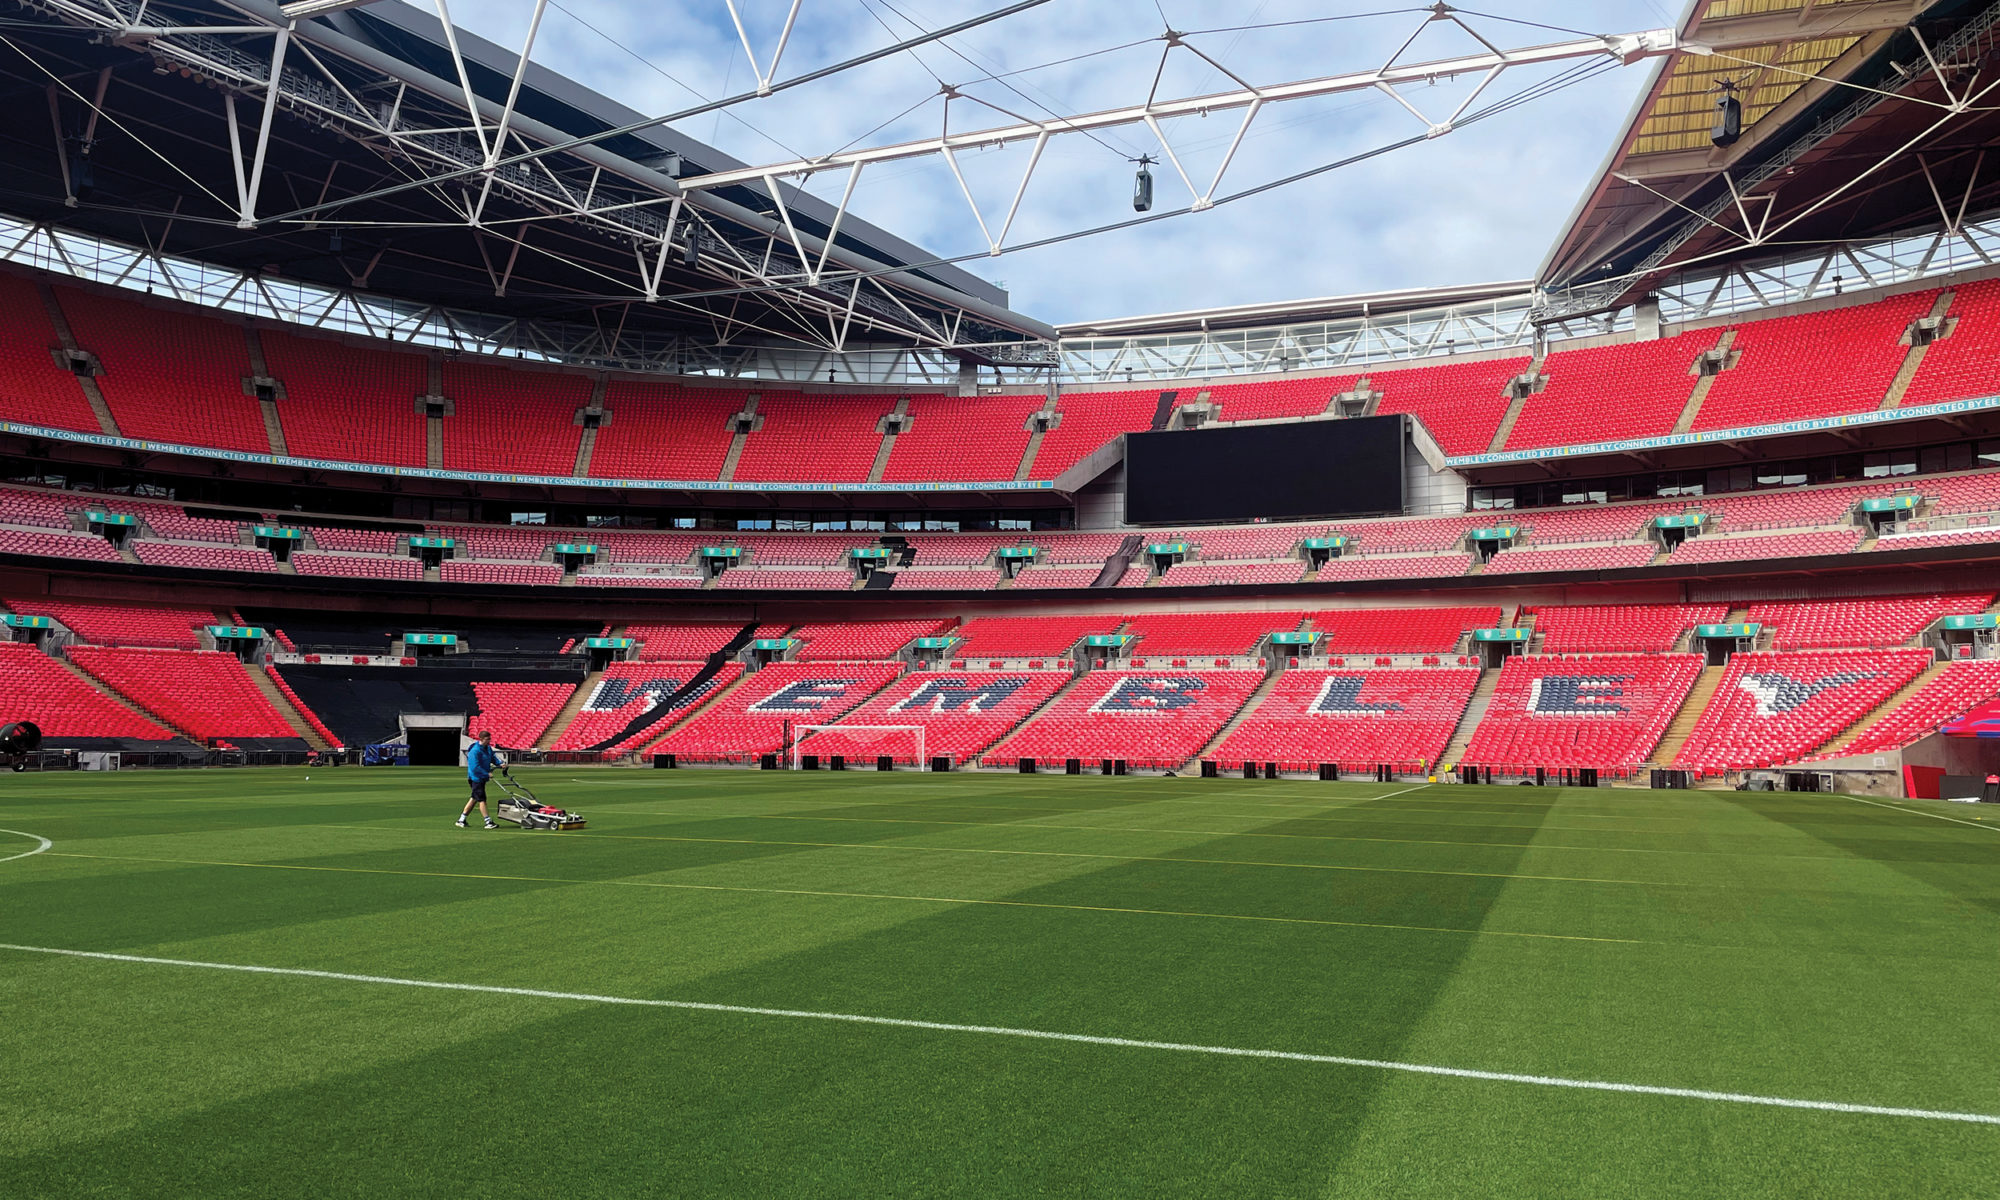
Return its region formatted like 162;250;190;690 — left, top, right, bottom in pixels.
45;851;1644;945
3;941;1991;1126
304;823;1683;888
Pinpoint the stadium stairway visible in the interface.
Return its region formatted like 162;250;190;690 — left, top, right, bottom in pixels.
51;653;196;741
573;378;606;477
246;665;331;750
978;668;1093;762
1883;291;1957;409
1184;669;1284;771
717;394;759;482
1648;664;1729;766
1438;668;1499;768
243;327;288;456
1673;330;1735;434
1817;660;1952;756
867;398;910;483
39;282;120;436
1487;352;1543;452
1014;397;1057;482
537;670;601;750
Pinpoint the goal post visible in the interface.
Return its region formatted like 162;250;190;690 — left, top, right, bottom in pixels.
791;725;925;770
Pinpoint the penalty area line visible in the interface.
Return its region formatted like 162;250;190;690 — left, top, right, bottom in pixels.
0;828;51;863
1;942;1994;1127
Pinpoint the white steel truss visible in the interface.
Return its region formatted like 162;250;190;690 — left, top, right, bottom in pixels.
14;0;1057;357
679;13;1682;258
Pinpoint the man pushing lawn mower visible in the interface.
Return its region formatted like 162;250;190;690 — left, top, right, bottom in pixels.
455;730;502;829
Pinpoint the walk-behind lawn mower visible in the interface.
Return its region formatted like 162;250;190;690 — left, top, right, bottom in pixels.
494;769;586;831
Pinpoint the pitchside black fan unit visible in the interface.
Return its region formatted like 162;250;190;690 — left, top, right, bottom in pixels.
1;720;43;771
1124;415;1409;525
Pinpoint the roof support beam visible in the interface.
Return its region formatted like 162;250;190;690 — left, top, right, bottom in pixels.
682;28;1683;193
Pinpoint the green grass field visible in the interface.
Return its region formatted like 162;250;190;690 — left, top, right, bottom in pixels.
2;768;1996;1197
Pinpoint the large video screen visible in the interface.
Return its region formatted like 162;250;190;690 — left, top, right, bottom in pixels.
1124;415;1406;525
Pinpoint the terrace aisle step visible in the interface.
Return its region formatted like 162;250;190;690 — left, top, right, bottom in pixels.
53;653;197;741
1487;350;1542;453
39;283;120;436
537;669;604;750
1648;664;1728;766
717;394;761;482
1818;660;1951;757
572;377;607;478
1673;329;1736;433
1185;669;1285;771
426;359;445;468
981;668;1093;767
867;397;911;483
1439;669;1501;768
248;666;332;751
1015;397;1058;481
244;327;289;456
1884;290;1957;409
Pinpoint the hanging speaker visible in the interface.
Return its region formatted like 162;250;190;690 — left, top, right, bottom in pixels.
1711;92;1743;148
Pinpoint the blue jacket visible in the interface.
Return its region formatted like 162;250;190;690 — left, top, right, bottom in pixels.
467;741;502;783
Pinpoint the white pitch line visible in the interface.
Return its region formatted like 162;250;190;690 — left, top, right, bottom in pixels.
3;942;1993;1126
1842;794;2000;832
1372;783;1433;800
0;828;51;863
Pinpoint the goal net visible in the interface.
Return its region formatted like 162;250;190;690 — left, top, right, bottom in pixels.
791;725;925;769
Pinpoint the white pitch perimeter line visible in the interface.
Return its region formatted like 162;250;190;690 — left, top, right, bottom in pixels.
1843;794;2000;832
0;828;51;864
2;943;1993;1126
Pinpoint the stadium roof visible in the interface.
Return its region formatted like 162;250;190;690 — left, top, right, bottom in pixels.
0;0;1056;362
1539;0;2000;317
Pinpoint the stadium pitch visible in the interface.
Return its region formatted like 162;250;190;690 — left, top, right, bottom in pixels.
2;770;1995;1197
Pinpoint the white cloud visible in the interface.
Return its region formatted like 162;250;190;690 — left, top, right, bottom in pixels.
446;0;1678;323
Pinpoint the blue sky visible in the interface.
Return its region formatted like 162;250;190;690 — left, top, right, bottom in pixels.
449;1;1690;323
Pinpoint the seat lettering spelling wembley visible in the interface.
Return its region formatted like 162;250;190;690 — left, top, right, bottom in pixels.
1526;675;1634;716
1090;676;1207;713
1309;675;1406;715
890;676;1031;714
749;678;866;713
583;676;687;711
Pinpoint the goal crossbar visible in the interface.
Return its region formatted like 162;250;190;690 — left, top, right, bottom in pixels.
790;725;925;769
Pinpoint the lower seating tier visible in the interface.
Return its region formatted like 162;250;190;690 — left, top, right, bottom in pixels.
982;669;1264;769
1212;668;1479;772
1461;654;1705;771
67;646;296;741
801;670;1073;766
0;641;172;740
649;662;902;762
1673;649;1933;772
